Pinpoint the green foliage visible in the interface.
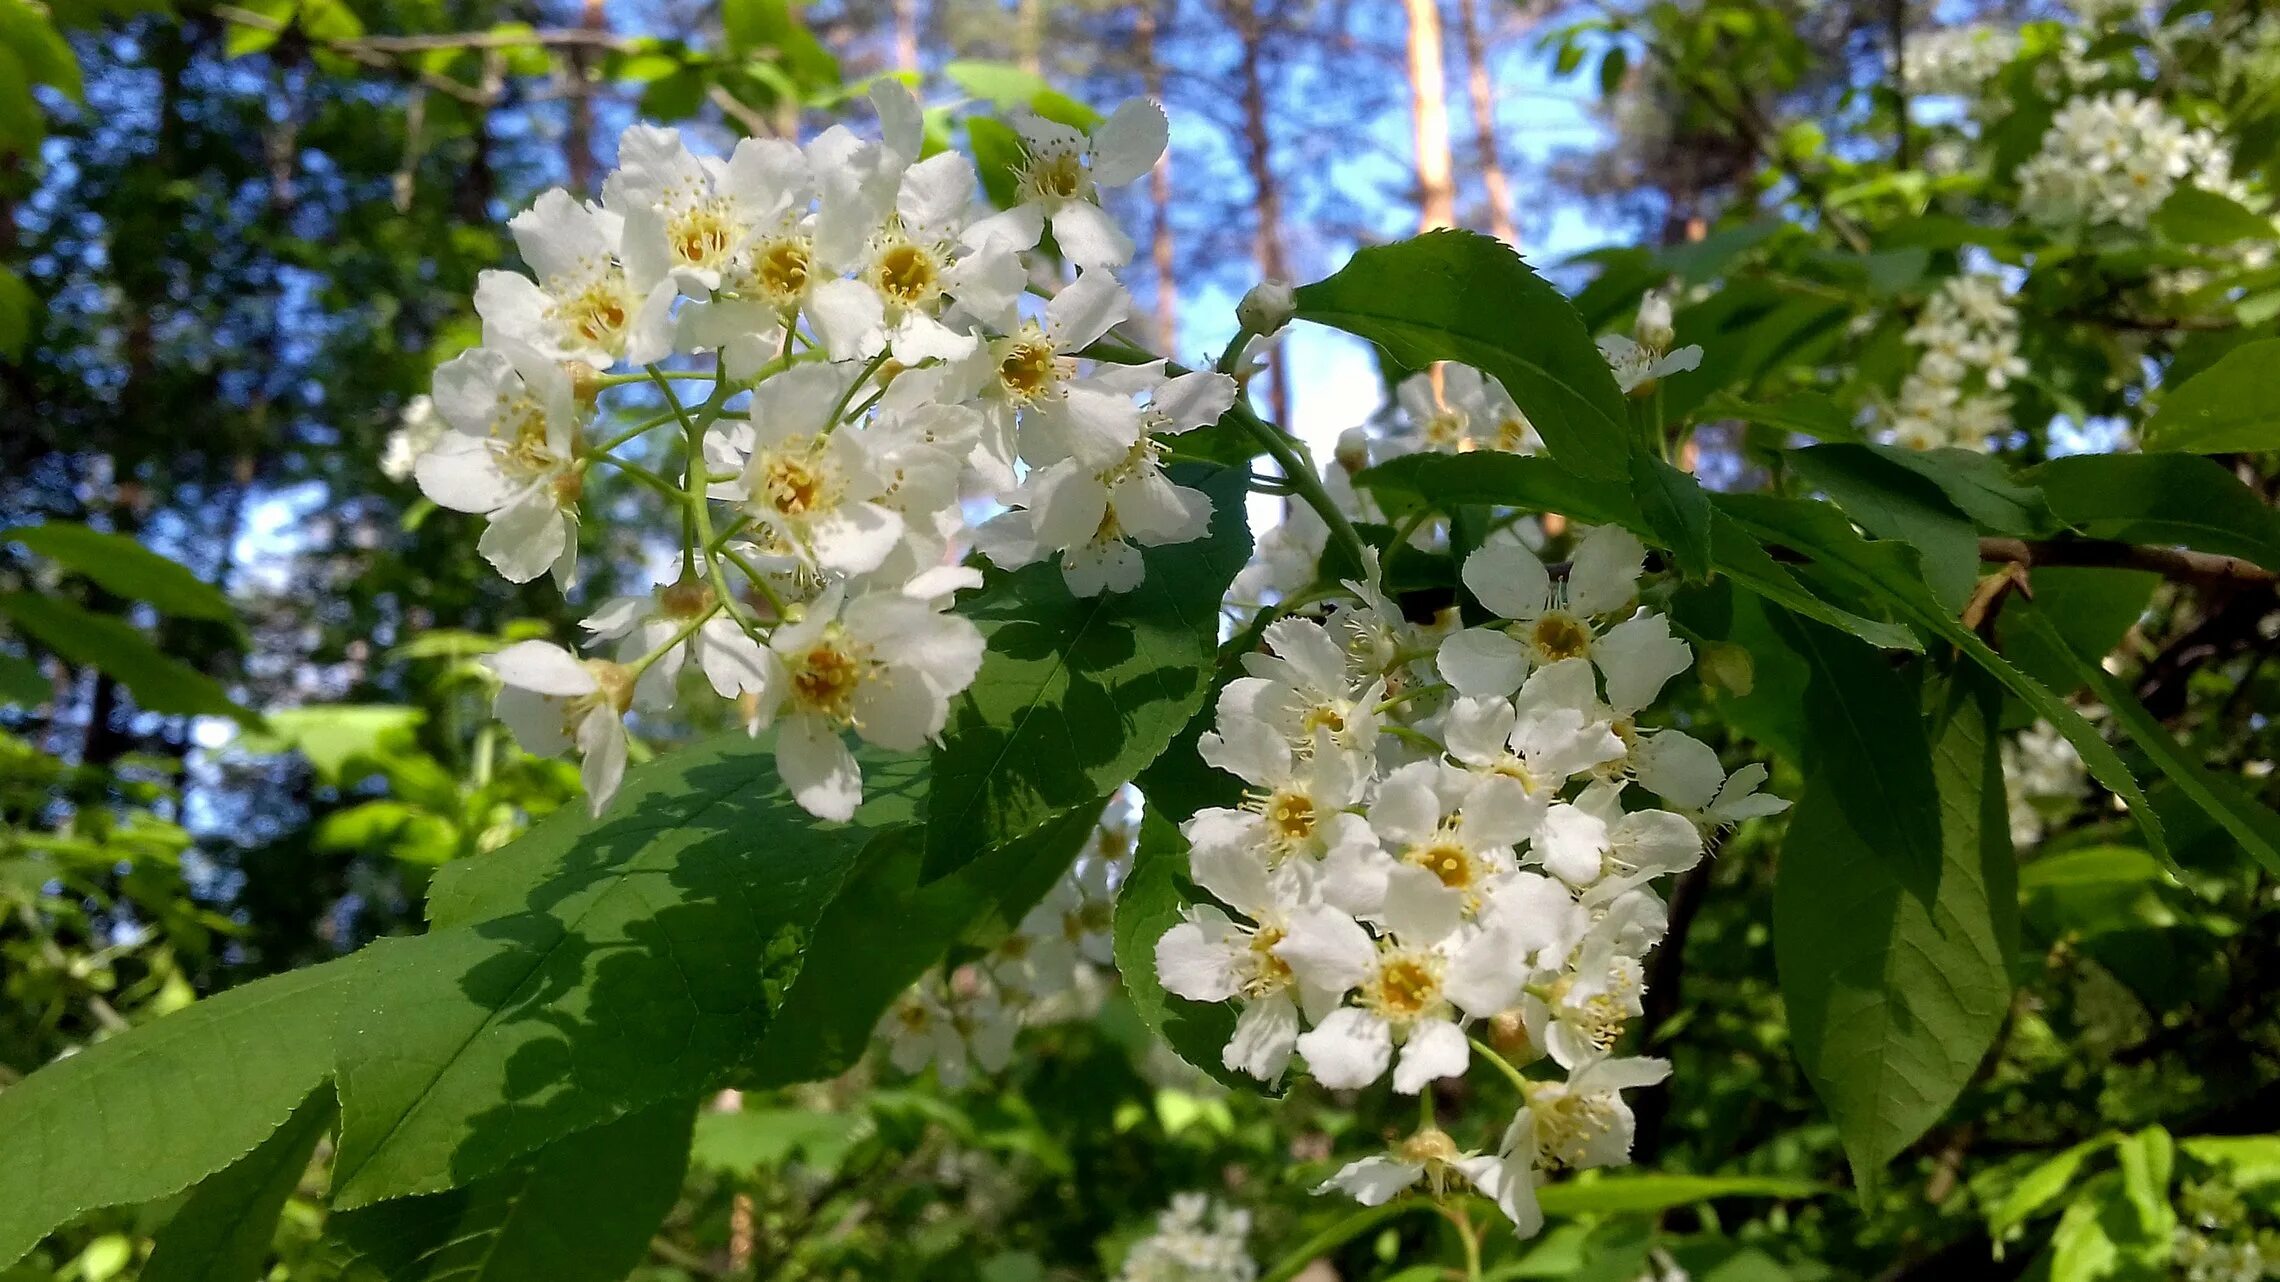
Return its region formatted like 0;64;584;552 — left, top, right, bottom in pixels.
2;523;238;623
2141;339;2280;454
1774;668;2016;1198
140;1091;333;1282
1111;809;1245;1091
1294;230;1633;479
0;594;254;724
924;465;1250;879
2032;453;2280;571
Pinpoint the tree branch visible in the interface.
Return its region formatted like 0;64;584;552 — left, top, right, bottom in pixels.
1976;536;2276;593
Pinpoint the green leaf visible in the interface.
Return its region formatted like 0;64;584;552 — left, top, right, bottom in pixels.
750;802;1104;1085
1697;389;1860;442
1786;445;1980;610
1987;1135;2117;1243
944;60;1100;129
327;1099;694;1282
1356;451;1641;526
0;593;258;725
1775;671;2018;1199
2141;339;2280;454
1716;492;2164;861
0;0;80;98
690;1107;864;1177
235;705;425;783
967;115;1025;210
1630;454;1712;579
0;651;45;705
1856;445;2056;535
1707;512;1917;652
719;0;836;86
1769;613;1942;883
141;1091;334;1282
2034;452;2280;570
924;465;1249;880
2012;603;2280;877
2154;186;2276;247
0;263;33;359
1112;807;1251;1091
1991;567;2158;696
0;961;363;1269
3;522;238;622
1294;230;1633;480
1136;611;1274;824
1532;1173;1826;1216
329;736;925;1207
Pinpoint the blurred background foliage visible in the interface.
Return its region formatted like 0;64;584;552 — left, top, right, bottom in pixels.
2;0;2279;1276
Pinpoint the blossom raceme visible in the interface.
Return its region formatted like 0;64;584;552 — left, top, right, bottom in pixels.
1153;536;1786;1239
407;81;1211;820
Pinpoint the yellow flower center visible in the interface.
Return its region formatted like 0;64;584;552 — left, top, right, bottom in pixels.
749;235;813;305
752;437;838;519
557;279;633;351
789;629;868;723
1019;149;1088;204
1244;924;1294;998
994;330;1065;403
669;203;740;271
871;239;944;310
1362;950;1446;1026
1407;835;1479;891
1530;611;1594;662
1260;789;1316;846
1528;1088;1623;1171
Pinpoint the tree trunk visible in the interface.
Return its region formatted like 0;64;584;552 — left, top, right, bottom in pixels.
1403;0;1456;232
1456;0;1516;243
1138;0;1178;352
1016;0;1045;76
1233;0;1292;427
565;0;606;192
894;0;921;71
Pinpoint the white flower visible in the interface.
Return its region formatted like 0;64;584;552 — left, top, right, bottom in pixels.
1116;1194;1256;1282
1155;836;1362;1080
1003;98;1168;270
605;124;805;297
1535;781;1704;902
1441;662;1628;804
416;342;585;587
878;970;1017;1089
1367;760;1533;918
1497;1055;1672;1236
1315;1128;1532;1232
1630;730;1791;832
381;395;441;482
579;578;773;710
723;362;909;576
485;640;633;815
1598;332;1701;395
752;581;985;821
1186;717;1387;909
474;189;676;369
1218;616;1383;761
1439;526;1649;698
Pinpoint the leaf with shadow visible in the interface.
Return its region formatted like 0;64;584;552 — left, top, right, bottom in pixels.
924;464;1251;880
330;735;925;1207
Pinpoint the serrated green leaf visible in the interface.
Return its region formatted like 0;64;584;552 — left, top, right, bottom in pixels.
1776;671;2017;1199
2033;452;2280;571
0;961;364;1269
4;522;237;622
234;705;425;782
1769;612;1942;886
141;1090;334;1282
2013;603;2280;877
1857;444;2055;535
2141;340;2280;455
1294;230;1633;480
1991;567;2158;696
1112;807;1252;1091
1707;512;1917;652
329;736;925;1207
2154;186;2276;247
923;465;1249;880
1786;444;1979;610
327;1099;693;1282
690;1107;863;1177
1631;453;1712;579
1356;450;1640;526
0;593;257;725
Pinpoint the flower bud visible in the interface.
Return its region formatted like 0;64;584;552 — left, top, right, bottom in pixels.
1237;279;1296;338
1636;291;1676;351
1333;427;1371;474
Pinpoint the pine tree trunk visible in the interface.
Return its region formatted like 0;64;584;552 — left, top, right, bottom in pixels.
1234;0;1292;427
1456;0;1516;244
1403;0;1456;231
894;0;921;71
1138;0;1178;352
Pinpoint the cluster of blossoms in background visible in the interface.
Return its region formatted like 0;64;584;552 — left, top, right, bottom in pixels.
1113;1194;1259;1282
876;819;1127;1086
393;82;1236;820
2017;91;2235;231
2004;718;2089;848
1884;273;2025;452
1155;528;1786;1238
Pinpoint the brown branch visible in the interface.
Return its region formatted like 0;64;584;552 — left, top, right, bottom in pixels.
1977;536;2276;593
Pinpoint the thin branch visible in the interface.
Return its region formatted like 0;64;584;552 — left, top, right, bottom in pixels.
1977;536;2276;593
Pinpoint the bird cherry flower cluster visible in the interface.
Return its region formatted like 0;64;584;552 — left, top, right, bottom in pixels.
1155;527;1788;1239
1883;273;2027;453
404;81;1233;820
875;816;1128;1087
2017;90;2236;231
1114;1193;1258;1282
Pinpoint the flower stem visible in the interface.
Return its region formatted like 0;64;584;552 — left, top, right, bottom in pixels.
1257;1201;1432;1282
1467;1036;1533;1097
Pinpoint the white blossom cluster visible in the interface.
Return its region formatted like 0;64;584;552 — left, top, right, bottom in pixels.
1901;26;2023;99
1884;273;2027;452
1154;528;1787;1238
1389;364;1541;456
397;83;1232;820
2004;718;2087;847
876;828;1125;1087
2018;91;2234;230
1114;1193;1258;1282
